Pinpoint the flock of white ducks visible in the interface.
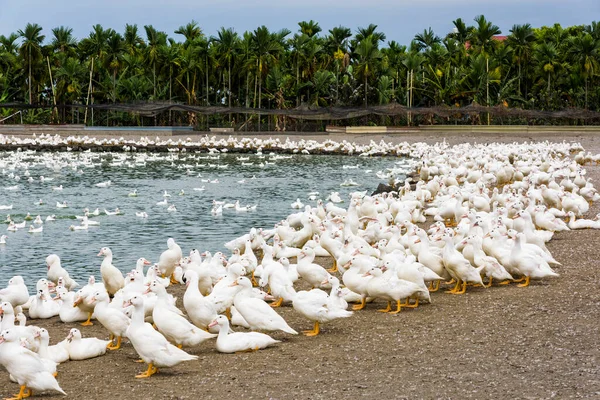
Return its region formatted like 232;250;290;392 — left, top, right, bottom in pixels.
0;138;599;398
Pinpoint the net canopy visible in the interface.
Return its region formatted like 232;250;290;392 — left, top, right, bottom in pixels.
1;102;600;121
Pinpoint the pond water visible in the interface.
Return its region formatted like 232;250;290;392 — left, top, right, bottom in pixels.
0;151;409;288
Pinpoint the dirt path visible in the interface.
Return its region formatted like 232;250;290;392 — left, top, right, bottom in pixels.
1;133;600;399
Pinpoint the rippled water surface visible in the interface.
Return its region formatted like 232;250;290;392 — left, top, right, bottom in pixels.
0;151;408;288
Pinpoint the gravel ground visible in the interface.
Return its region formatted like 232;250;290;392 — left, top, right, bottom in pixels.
1;131;600;399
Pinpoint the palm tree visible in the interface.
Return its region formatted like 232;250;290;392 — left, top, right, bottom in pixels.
355;24;386;45
175;21;202;48
507;23;535;96
298;20;322;38
326;26;352;54
534;42;560;106
403;51;423;123
568;33;599;108
55;55;85;121
176;44;199;105
376;75;394;105
212;27;239;109
382;41;406;101
192;37;211;106
51;26;77;55
144;25;167;99
414;27;441;51
104;32;125;102
448;18;473;44
159;42;180;105
123;24;144;56
252;26;288;111
355;37;382;107
289;33;310;105
469;15;501;56
18;23;45;104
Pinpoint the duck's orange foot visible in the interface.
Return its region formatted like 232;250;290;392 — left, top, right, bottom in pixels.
136;364;158;378
6;385;31;400
269;298;283;308
377;301;392;313
302;321;320;336
517;276;530;287
403;298;419;308
389;300;403;314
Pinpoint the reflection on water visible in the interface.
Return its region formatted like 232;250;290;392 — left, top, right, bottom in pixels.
0;151;408;288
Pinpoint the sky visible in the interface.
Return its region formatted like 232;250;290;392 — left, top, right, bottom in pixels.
1;0;598;45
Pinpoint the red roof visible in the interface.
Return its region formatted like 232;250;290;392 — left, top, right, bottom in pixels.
465;35;507;50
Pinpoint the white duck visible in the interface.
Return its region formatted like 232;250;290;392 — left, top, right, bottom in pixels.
291;198;304;209
208;314;281;353
124;294;198;378
73;276;106;326
0;275;30;308
296;247;330;289
0;329;66;398
157;238;183;283
54;287;89;323
98;247;125;296
89;291;130;351
65;328;110;360
292;284;353;336
231;277;297;334
566;211;600;229
147;280;216;347
508;233;559;287
441;233;485;294
182;270;217;331
28;290;60;320
0;302;39;350
35;328;70;364
365;267;429;313
46;254;79;290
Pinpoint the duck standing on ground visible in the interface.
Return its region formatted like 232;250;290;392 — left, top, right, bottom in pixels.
0;329;66;399
157;238;183;284
97;247;125;296
89;291;130;350
124;294;198;378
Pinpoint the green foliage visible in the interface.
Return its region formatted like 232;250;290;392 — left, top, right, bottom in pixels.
0;17;599;126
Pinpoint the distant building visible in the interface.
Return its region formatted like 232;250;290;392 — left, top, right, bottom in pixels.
465;35;508;50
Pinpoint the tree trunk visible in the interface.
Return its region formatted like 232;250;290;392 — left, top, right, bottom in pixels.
228;59;232;123
547;72;551;106
364;72;368;108
518;61;521;96
205;56;209;106
28;47;32;104
84;57;94;124
585;77;588;109
296;56;300;106
258;59;262;132
245;71;250;108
